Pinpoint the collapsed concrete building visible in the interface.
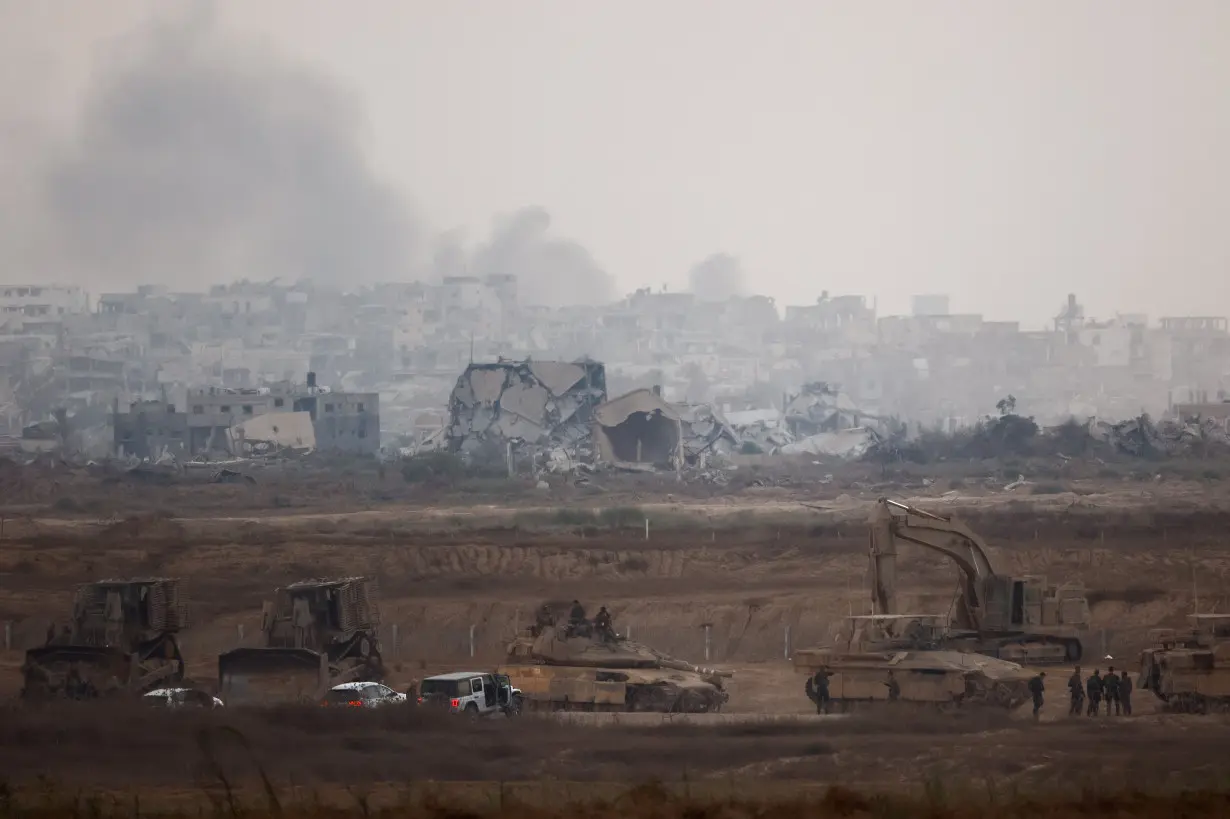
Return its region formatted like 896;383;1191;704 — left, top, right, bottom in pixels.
446;359;607;453
592;388;684;469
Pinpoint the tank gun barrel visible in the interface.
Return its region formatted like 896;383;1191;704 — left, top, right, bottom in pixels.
659;657;733;677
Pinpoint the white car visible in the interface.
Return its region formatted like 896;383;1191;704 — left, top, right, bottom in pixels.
143;687;224;709
321;682;406;708
417;672;522;717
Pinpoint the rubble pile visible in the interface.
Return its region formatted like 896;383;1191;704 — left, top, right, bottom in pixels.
447;359;607;456
1089;414;1230;458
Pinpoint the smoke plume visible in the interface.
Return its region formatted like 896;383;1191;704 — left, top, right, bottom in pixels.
468;206;615;308
688;253;747;302
35;8;417;290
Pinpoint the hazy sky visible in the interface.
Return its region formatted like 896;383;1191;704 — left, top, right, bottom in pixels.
2;1;1228;326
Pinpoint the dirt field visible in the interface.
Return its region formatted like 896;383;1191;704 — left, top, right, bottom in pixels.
2;460;1229;801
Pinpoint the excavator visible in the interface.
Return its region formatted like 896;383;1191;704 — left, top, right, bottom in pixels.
21;578;187;700
217;577;385;705
863;499;1090;664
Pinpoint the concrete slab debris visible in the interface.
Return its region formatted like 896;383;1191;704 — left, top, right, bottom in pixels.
447;359;606;453
779;427;879;459
228;411;316;454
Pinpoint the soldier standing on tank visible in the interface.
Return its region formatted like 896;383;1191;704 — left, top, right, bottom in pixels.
1119;669;1134;716
808;668;833;714
884;670;900;702
1027;671;1046;721
1103;666;1121;715
594;606;613;641
1067;666;1084;716
534;604;554;635
1086;669;1103;716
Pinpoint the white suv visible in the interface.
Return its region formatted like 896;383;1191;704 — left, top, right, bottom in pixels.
417;672;521;717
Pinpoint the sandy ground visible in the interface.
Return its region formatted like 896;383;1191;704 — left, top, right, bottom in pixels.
1;466;1228;793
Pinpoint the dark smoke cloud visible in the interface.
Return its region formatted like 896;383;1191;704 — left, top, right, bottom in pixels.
688;252;747;302
468;206;615;308
38;8;417;290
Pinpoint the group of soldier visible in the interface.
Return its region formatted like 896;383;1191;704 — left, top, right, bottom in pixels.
1067;665;1134;717
533;600;617;642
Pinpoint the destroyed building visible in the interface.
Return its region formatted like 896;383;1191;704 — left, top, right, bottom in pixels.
592;388;684;469
446;359;606;454
112;373;378;459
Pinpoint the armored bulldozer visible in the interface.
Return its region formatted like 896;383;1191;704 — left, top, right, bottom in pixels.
498;604;731;713
794;625;1035;712
217;577;384;706
21;578;187;701
1139;614;1230;713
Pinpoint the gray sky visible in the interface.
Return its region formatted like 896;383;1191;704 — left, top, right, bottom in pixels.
3;0;1228;325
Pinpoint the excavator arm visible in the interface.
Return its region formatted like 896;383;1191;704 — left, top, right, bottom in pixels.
869;498;999;632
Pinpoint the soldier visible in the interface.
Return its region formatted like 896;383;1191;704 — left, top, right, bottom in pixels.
1119;669;1134;716
64;664;83;699
1027;671;1046;721
1103;665;1121;716
406;678;418;702
806;668;833;714
1067;666;1084;716
534;604;554;635
569;600;586;625
594;606;613;641
884;670;900;702
1086;669;1103;716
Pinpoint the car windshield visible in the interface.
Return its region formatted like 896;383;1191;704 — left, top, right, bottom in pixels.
420;679;463;697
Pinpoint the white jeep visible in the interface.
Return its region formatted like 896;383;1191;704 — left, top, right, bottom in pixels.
417;672;522;718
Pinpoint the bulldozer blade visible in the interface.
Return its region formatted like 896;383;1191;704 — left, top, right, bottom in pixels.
218;647;328;706
22;645;133;699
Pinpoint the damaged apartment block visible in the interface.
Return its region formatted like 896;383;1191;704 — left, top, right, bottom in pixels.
446;359;607;456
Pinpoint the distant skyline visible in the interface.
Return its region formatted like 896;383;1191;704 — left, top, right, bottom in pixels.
2;1;1228;328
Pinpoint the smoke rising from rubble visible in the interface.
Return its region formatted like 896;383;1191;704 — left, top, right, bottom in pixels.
688;252;742;302
467;206;616;308
31;9;418;290
687;253;748;302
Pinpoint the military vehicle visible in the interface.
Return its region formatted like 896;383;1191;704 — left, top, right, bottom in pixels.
1139;614;1230;713
794;627;1036;711
217;577;384;706
499;603;730;712
868;498;1090;664
21;578;187;701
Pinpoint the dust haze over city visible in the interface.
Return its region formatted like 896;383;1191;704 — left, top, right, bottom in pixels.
6;3;1230;816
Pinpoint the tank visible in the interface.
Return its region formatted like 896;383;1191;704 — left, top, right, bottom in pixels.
794;645;1035;711
21;578;187;701
1139;614;1230;713
217;577;384;705
499;605;730;713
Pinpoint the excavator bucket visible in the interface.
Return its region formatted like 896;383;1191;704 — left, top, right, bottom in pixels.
21;644;133;700
218;647;328;706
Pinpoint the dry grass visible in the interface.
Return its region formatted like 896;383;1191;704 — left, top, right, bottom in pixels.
3;780;1230;818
